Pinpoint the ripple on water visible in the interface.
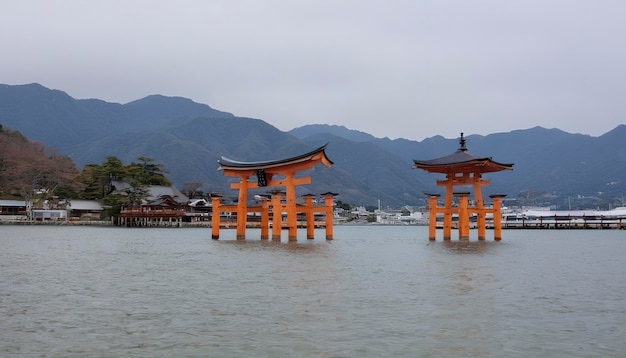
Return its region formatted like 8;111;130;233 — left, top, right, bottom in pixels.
1;225;625;356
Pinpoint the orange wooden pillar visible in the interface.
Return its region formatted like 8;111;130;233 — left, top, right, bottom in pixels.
442;177;454;240
455;192;470;240
490;195;506;241
284;173;298;241
473;173;487;240
323;193;336;240
427;194;439;240
304;195;315;239
260;197;269;240
235;175;249;240
271;191;283;240
211;196;221;240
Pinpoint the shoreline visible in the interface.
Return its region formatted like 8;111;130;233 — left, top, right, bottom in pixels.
0;220;114;226
1;218;623;230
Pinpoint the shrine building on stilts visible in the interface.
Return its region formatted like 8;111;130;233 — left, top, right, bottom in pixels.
413;133;514;241
212;144;335;241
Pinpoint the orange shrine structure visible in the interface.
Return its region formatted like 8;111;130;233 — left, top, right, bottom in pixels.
413;133;514;241
213;144;335;241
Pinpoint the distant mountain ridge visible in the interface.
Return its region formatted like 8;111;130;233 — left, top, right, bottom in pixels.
0;83;232;148
2;83;625;208
289;124;378;142
290;124;626;206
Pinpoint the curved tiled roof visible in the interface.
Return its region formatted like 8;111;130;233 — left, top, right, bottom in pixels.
413;134;513;173
218;143;333;170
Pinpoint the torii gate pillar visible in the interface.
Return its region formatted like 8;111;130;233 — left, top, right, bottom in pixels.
490;194;506;241
271;191;284;240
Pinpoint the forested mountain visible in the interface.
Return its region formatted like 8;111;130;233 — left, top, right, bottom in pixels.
0;125;79;198
290;124;626;208
2;83;625;208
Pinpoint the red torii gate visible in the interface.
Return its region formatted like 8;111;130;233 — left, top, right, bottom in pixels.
413;133;513;240
213;144;335;241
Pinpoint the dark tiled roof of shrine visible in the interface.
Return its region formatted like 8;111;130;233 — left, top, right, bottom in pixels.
218;143;333;170
413;133;513;173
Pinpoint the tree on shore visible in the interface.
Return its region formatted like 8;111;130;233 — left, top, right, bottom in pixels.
0;126;81;200
2;125;178;216
77;156;172;215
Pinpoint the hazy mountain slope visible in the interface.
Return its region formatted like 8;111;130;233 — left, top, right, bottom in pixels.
66;115;315;196
3;83;625;207
299;133;434;207
0;83;125;148
122;95;234;131
290;123;626;204
289;124;378;142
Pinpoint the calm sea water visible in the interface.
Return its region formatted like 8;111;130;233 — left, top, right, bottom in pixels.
1;225;625;357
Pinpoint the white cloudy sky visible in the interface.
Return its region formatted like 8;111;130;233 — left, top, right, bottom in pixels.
2;1;625;141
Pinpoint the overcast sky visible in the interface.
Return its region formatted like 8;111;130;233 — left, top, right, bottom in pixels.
2;1;625;141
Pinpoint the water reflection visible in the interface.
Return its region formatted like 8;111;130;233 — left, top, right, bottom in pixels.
431;239;500;254
215;238;330;253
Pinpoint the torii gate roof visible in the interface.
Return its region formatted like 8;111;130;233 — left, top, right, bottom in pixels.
218;143;333;172
412;134;513;174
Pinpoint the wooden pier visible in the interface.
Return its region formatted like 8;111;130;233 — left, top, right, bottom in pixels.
116;195;187;227
116;207;186;227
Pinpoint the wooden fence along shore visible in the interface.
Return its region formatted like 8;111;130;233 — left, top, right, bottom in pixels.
501;217;625;229
499;207;626;229
3;213;625;230
431;207;626;230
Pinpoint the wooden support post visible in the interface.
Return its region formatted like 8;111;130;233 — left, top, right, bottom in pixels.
236;176;249;240
271;192;282;240
324;194;335;240
490;195;506;240
427;194;439;240
456;192;470;240
304;195;315;239
443;179;453;240
260;197;269;239
211;196;221;240
474;175;486;240
285;173;298;241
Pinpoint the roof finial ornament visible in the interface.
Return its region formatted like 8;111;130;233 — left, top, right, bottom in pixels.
459;132;467;152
